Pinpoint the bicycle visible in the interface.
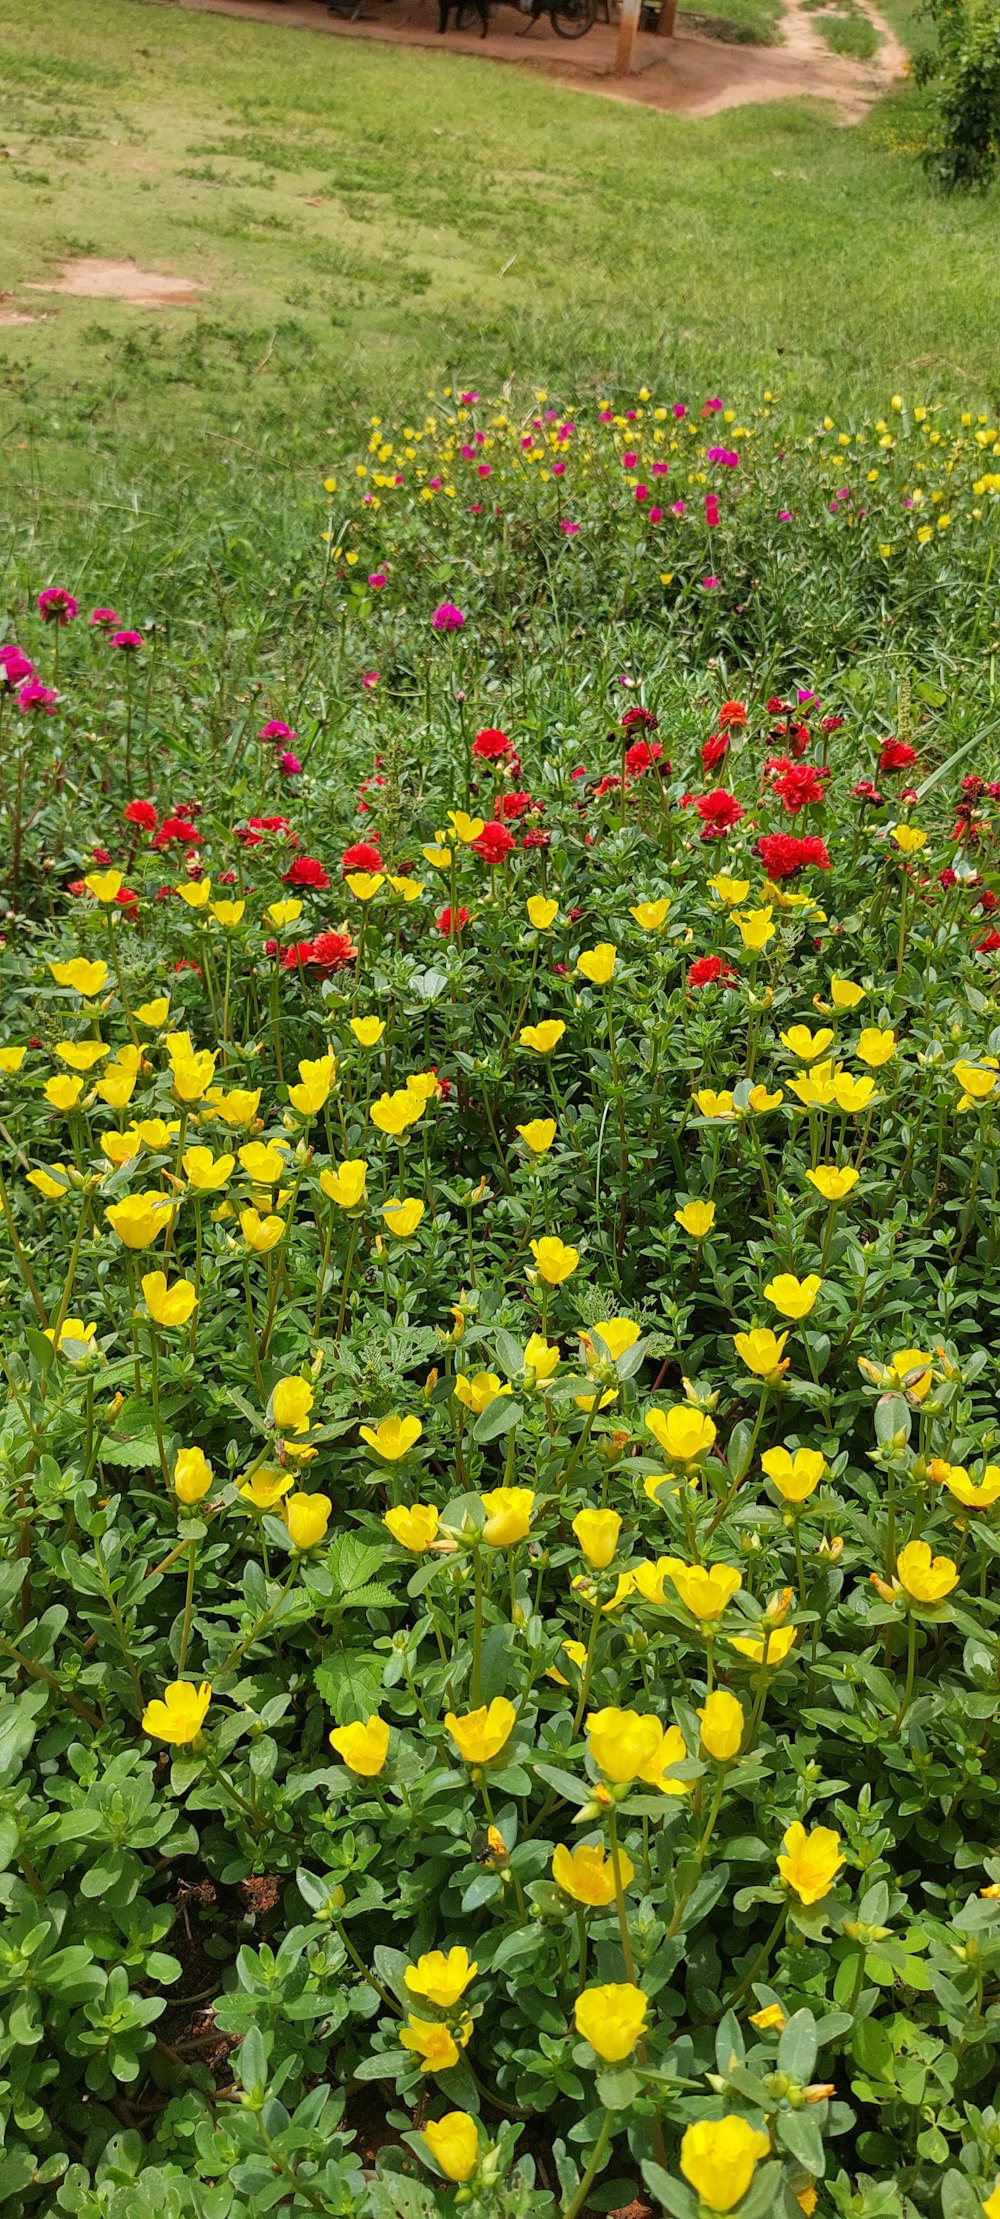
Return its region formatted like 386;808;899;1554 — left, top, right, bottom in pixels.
456;0;598;38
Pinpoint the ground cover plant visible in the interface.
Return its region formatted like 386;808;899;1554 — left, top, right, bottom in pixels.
3;384;1000;2219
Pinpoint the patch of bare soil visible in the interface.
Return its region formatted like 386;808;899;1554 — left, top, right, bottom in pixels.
27;257;207;307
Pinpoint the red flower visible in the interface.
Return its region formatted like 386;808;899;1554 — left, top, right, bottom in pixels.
342;841;383;873
497;791;537;820
521;828;551;849
282;856;329;888
766;760;831;814
624;739;666;776
852;780;884;807
473;727;512;760
701;734;729;773
879;740;917;773
695;788;744;832
435;905;469;934
755;833;831;879
472;821;515;865
938;868;958;889
124;799;158;831
37;588;78;626
620;706;658;733
688;955;738;988
116;886;138;910
717;701;747;731
153;816;202;848
309;930;357;970
975;929;1000;954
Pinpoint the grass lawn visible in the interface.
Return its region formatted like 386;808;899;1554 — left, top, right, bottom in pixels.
0;0;997;532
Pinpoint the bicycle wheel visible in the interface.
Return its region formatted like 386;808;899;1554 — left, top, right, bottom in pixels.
550;0;596;33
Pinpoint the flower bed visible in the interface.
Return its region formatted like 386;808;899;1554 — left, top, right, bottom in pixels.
1;387;1000;2219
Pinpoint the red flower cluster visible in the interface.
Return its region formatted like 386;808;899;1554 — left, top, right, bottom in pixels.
765;757;832;814
124;800;158;832
473;821;515;864
342;840;382;873
755;833;831;878
620;706;658;734
435;906;469;935
280;931;356;972
624;738;667;776
879;739;917;774
695;788;744;834
153;815;203;849
717;700;747;731
282;856;329;888
472;727;513;761
701;734;729;773
688;955;738;988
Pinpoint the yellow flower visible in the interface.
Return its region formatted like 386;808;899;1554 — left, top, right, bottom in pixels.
764;1273;822;1321
675;1199;716;1238
320;1159;367;1210
646;1406;716;1463
84;868;123;904
933;1461;1000;1510
387;874;424;903
0;1045;27;1073
422;843;453;871
954;1059;999;1105
780;1026;834;1061
585;1707;664;1784
750;2002;787;2031
288;1053;337;1116
382;1197;425;1240
807;1165;859;1202
405;1947;477;2007
708;874;750;906
285;1492;332;1550
981;2181;1000;2219
728;1623;798;1667
94;1064;138;1109
445;1698;516;1765
694;1089;736;1121
699;1689;745;1762
527;895;558;930
210;899;246;929
142;1272;198;1329
733;1328;790;1383
481;1487;534;1546
267;899;303;928
830;976;866;1009
891;823;927;854
421;2113;479;2183
239;1141;288;1186
360;1414;423;1461
734;906;775;953
576;943;617;986
370;1089;422;1139
171;1051;217;1104
49;957;109;998
345;871;384;902
553;1841;633;1907
761;1446;826;1503
640;1722;690;1797
238;1466;293;1511
175;878;211;906
832;1071;876;1113
546;1637;589;1687
680;2117;771;2212
788;1064;838;1111
241;1207;285;1253
384;1502;440;1551
856;1027;896;1068
131;1117;179;1150
530;1236;578;1286
888;1347;933;1401
572;1508;621;1569
142;1680;211;1745
43;1315;96;1360
28;1164;73;1201
516;1118;557;1154
448;809;485;845
272;1376;314;1434
454;1371;509;1415
744;1084;783;1115
106;1192;177;1249
519;1019;566;1055
135;997;170;1027
101;1131;140;1167
777;1819;845;1904
207;1086;261;1128
54;1039;109;1072
44;1075;83;1112
523;1333;561;1383
630;897;671;931
350;1016;385;1047
182;1146;234;1192
400;2016;471;2073
896;1537;959;1604
667;1560;742;1621
574;1983;648;2062
329;1714;389;1774
174;1446;213;1504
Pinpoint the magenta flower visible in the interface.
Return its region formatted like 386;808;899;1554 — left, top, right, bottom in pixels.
111;630;143;652
361;672;379;690
0;646;34;688
89;607;120;630
634;484;648;502
778;509;793;521
649;506;663;524
705;495;720;528
459;389;478;404
259;721;296;743
431;602;465;632
701;576;720;592
368;572;387;590
278;752;302;776
17;680;58;713
559;520;580;535
623;451;637;468
672;403;686;419
37;588;78;626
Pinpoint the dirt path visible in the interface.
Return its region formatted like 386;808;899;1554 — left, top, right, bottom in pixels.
168;0;906;122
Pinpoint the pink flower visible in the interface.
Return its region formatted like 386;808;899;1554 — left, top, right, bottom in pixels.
459;389;478;404
0;646;34;689
648;507;663;524
37;588;78;626
623;451;637;468
361;672;379;690
701;576;719;591
559;520;580;536
432;602;465;632
89;607;120;630
368;572;387;590
705;495;719;528
259;721;296;744
16;680;58;714
672;403;686;419
778;510;793;522
671;501;685;517
634;484;648;502
111;629;143;652
278;752;302;776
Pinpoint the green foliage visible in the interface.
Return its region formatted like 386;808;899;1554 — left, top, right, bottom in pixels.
916;0;1000;186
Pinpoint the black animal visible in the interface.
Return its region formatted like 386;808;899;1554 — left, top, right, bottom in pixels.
438;0;490;33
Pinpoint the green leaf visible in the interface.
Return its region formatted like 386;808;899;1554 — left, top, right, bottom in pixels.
473;1397;523;1444
777;2007;818;2083
315;1651;384;1723
776;2108;825;2175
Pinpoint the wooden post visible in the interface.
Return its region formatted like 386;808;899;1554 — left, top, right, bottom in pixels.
614;0;641;73
657;0;678;34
